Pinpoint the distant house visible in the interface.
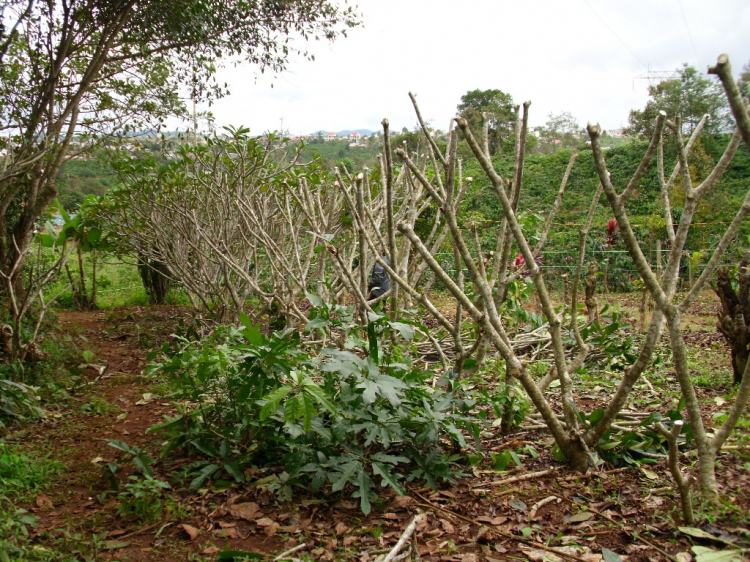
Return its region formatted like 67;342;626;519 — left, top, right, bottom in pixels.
349;132;361;141
326;132;338;141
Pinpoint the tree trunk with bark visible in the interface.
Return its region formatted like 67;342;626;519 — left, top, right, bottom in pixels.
138;256;172;305
714;256;750;385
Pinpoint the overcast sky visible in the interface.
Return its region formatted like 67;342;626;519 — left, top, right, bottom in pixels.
203;0;750;136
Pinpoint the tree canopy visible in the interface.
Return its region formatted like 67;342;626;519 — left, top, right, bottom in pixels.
0;0;358;291
626;63;730;139
457;88;515;155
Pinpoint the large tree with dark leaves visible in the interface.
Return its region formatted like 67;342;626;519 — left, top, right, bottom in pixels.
457;88;515;155
0;0;357;295
626;63;730;139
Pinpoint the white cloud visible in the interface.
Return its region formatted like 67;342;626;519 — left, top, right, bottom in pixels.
201;0;750;135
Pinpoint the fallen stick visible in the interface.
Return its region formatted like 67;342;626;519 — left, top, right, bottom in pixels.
477;468;556;488
528;495;559;520
273;542;307;561
380;513;425;562
556;467;629;482
118;520;171;539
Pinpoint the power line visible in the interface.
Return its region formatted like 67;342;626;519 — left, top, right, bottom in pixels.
580;0;649;70
677;0;701;68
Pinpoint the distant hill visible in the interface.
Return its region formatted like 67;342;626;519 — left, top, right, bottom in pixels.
309;129;376;137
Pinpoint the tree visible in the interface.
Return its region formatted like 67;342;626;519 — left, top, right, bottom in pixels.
626;63;730;138
457;89;515;155
0;0;357;302
739;60;750;98
534;111;585;154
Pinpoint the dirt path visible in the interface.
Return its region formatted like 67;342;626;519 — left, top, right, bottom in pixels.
15;310;192;560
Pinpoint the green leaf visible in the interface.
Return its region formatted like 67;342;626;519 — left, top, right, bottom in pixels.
463;358;478;371
284;394;302;423
330;461;359;493
305;316;329;333
55;198;71;223
691;546;745;562
189;463;220;490
602;548;622;562
87;227;103;247
355;469;373;515
509;451;522;467
356;373;407;405
106;439;133;454
301;391;314;432
259;385;292;420
190;440;219;458
491;451;510;471
301;379;337;414
238;312;262;344
223;462;245;483
589;408;605;427
367;322;379;363
388;322;414;342
569;511;595;523
371;452;409;465
372;461;405;495
306;293;324;307
679;528;736;545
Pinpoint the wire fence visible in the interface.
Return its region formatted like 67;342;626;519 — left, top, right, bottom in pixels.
434;248;737;293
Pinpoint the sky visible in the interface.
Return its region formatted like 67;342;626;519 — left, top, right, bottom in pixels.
201;0;750;136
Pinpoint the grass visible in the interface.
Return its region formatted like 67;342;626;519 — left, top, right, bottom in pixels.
52;253;193;309
0;443;62;502
0;443;71;561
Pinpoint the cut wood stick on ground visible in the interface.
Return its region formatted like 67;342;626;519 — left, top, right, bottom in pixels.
476;468;556;488
273;542;307;561
409;492;589;562
474;467;629;489
378;513;425;562
528;495;559;520
556;467;629;482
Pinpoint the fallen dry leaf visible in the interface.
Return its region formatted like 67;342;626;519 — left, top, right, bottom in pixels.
331;501;357;510
521;548;560;562
213;526;240;539
264;522;280;537
439;519;455;534
568;511;595;523
334;521;349;535
390;496;414;510
228;501;260;521
255;517;275;527
35;494;54;510
180;524;200;541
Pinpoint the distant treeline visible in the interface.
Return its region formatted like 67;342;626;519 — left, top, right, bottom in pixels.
56;132;749;277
